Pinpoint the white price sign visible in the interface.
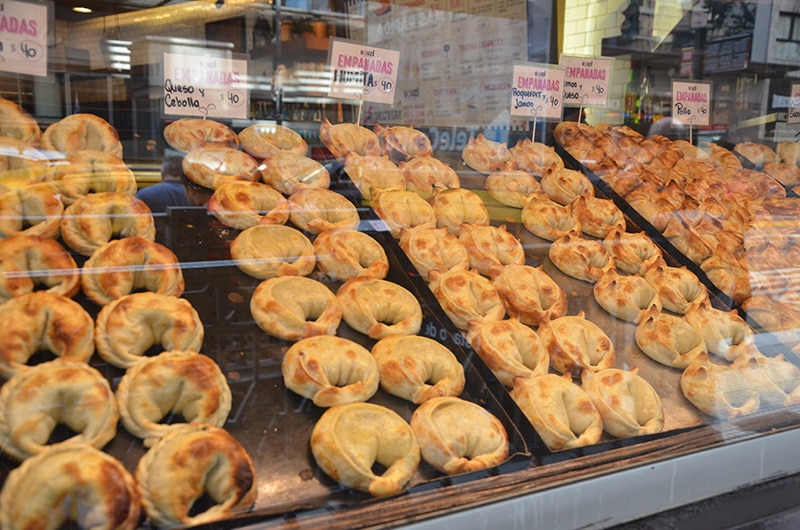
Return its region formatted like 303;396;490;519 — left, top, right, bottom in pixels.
510;64;564;120
328;39;399;105
0;0;48;77
672;80;711;127
788;83;800;124
163;53;248;119
560;55;612;107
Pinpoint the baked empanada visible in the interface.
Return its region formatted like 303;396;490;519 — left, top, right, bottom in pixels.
538;312;615;377
593;269;661;323
549;233;615;283
467;317;549;387
490;264;568;326
635;308;707;369
511;373;603;451
581;368;665;438
428;268;505;331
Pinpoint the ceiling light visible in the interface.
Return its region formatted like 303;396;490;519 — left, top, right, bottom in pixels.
72;6;92;14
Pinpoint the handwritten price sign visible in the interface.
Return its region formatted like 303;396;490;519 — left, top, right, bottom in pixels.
788;83;800;124
510;64;564;120
672;80;711;127
163;53;248;119
0;1;48;77
328;39;400;105
560;55;612;107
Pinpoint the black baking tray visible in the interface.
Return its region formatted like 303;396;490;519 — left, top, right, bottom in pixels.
0;192;542;528
553;140;800;359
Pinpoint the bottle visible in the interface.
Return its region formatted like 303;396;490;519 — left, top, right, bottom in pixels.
624;69;639;125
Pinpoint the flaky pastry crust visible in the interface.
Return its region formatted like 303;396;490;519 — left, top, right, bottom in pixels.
459;223;525;276
374;124;433;162
680;354;759;419
540;165;593;205
593;268;662;324
343;153;406;200
520;192;581;241
461;133;509;173
508;138;564;177
549;233;615;283
0;184;63;239
571;193;626;238
684;299;756;361
602;228;662;276
370;188;436;238
0;97;41;144
732;352;800;407
643;260;708;314
400;156;460;200
485;169;541;208
42;150;136;204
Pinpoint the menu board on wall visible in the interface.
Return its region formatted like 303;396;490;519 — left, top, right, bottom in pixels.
361;0;528;128
162;52;248;119
0;0;48;77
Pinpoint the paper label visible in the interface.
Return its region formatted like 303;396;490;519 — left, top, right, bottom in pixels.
788;83;800;124
510;64;564;120
328;39;400;105
0;0;47;77
672;80;711;127
163;52;248;119
560;55;611;107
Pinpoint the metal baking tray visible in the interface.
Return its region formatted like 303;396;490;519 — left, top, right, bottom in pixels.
0;191;538;528
552;140;800;358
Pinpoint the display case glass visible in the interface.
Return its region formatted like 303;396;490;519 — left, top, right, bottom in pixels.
0;0;799;528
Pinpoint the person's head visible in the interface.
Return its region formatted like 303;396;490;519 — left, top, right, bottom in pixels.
161;148;185;182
